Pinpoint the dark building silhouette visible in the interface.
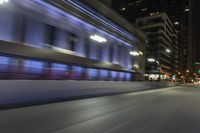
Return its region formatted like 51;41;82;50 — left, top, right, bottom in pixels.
188;0;200;73
0;0;146;81
112;0;189;75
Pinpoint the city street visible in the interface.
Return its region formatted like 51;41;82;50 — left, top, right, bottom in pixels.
0;0;199;132
1;85;200;133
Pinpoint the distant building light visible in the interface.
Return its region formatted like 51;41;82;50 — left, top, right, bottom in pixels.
166;49;171;53
185;8;190;12
156;61;160;65
150;12;159;16
0;0;9;4
90;34;107;43
139;51;143;55
120;7;126;11
141;8;148;12
147;58;156;62
130;51;140;56
174;22;179;25
133;64;140;69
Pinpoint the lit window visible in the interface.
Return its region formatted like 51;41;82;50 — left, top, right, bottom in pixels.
120;7;126;11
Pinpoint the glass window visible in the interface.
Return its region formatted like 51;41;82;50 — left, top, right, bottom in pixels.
68;33;77;51
109;46;114;63
88;68;98;80
84;38;90;58
46;25;56;45
24;60;45;74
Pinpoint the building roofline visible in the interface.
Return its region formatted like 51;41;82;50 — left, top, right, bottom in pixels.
136;13;170;22
76;0;147;43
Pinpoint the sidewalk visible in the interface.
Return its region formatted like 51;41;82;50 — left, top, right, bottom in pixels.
0;80;179;109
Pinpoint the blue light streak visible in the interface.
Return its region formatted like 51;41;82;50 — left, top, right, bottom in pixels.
111;71;118;79
126;73;131;81
67;0;136;41
100;69;108;79
24;60;45;74
119;72;125;80
88;68;98;79
52;63;68;71
0;56;10;65
15;0;135;48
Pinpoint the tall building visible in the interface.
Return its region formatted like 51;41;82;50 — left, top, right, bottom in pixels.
112;0;189;73
113;0;187;24
136;13;179;80
188;0;200;73
0;0;146;81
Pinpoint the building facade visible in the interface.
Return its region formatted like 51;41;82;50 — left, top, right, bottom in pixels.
136;13;179;80
113;0;189;74
0;0;146;81
188;0;200;73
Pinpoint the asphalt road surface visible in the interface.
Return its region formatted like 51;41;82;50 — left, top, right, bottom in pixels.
1;85;200;133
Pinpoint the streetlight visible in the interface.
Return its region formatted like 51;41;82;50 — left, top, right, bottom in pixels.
0;0;9;4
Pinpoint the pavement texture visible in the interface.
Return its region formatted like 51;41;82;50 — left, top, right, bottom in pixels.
1;85;200;133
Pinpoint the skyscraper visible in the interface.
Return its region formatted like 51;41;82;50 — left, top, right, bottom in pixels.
112;0;189;74
188;0;200;73
136;13;178;80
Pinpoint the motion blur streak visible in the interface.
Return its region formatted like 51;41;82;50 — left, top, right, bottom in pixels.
1;86;200;133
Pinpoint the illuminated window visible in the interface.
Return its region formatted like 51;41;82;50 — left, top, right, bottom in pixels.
88;68;98;80
0;56;10;72
100;69;108;80
119;72;125;80
111;71;118;80
24;60;45;74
